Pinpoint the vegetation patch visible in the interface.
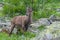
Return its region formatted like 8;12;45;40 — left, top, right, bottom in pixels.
38;25;46;31
0;31;36;40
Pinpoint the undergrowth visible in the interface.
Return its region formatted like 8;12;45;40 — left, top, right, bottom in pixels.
0;31;36;40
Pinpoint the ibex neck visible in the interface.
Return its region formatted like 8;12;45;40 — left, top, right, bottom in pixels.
28;13;32;24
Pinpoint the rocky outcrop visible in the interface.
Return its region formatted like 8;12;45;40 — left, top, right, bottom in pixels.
31;18;51;28
29;14;60;40
0;15;60;40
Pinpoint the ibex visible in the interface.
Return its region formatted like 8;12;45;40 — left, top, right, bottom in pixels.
9;7;33;36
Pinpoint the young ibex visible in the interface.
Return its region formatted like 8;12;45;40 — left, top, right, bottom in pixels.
9;7;32;36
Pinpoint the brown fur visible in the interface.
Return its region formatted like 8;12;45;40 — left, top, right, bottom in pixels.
9;7;32;36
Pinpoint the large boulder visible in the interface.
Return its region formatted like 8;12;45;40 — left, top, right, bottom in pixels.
41;21;60;40
30;21;60;40
31;18;51;28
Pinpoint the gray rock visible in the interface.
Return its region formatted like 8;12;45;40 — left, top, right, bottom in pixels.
43;33;53;40
49;14;56;20
49;14;60;22
39;18;51;26
31;18;51;28
56;8;60;12
51;37;60;40
30;21;60;40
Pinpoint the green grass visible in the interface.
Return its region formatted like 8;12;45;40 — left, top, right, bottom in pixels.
38;25;46;31
0;31;36;40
